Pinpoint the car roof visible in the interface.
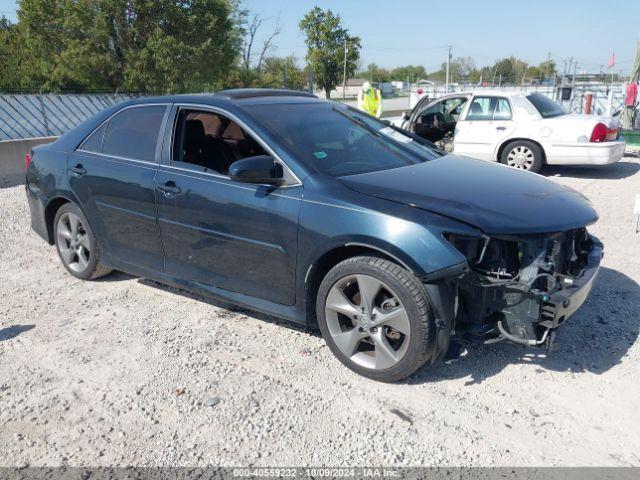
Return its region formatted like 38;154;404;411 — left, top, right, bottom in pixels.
451;90;530;98
126;89;322;108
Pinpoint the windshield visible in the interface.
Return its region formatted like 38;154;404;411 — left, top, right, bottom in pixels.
526;93;566;118
245;103;441;177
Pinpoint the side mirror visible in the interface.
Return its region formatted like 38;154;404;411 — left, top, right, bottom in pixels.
228;155;284;186
402;111;410;121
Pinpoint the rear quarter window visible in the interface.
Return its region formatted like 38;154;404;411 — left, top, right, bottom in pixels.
79;123;107;153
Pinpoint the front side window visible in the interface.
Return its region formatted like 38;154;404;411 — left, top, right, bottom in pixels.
419;97;467;120
172;109;267;175
246;103;441;177
466;97;512;121
81;105;166;162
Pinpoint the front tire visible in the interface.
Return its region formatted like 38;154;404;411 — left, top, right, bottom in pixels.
500;140;543;172
316;256;436;382
54;203;112;280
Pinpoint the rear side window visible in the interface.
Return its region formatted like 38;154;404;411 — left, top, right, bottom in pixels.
493;98;512;120
97;106;166;161
526;93;565;118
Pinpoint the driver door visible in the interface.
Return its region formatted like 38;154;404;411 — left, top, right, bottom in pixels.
408;96;469;142
154;105;303;306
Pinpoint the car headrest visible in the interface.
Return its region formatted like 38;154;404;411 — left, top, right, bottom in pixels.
470;103;483;114
184;119;206;145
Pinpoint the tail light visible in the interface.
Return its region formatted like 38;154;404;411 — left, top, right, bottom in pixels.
25;153;32;171
590;122;617;142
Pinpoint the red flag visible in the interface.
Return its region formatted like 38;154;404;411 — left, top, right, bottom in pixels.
607;51;615;68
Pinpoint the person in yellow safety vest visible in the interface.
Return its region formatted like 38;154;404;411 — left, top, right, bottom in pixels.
357;81;383;118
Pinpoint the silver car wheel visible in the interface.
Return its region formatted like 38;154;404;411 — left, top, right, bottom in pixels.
324;274;411;370
506;145;535;170
56;212;91;273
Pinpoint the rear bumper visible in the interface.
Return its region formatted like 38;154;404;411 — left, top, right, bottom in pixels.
25;184;50;243
545;140;626;165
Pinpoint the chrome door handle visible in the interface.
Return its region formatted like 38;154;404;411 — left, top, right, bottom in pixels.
496;126;506;131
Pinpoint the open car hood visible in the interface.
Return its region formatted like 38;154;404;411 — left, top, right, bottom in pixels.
340;155;598;235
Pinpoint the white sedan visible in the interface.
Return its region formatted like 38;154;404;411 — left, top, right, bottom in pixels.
397;90;625;172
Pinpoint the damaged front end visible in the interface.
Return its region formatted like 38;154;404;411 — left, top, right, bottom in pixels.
445;228;603;349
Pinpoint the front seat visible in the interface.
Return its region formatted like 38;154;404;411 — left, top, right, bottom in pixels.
183;119;208;167
182;119;236;174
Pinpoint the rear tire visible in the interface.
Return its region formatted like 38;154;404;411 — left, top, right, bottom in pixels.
53;203;112;280
500;140;543;172
316;256;436;382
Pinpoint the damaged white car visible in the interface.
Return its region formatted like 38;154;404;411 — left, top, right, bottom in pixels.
398;91;625;172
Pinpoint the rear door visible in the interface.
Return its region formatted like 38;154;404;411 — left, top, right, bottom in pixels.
68;104;170;274
454;96;515;161
154;105;302;306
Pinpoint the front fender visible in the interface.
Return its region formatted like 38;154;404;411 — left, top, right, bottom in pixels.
297;194;472;282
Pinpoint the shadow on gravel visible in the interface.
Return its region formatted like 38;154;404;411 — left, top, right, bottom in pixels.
541;159;639;180
94;271;135;283
137;278;319;337
0;324;35;341
408;267;640;385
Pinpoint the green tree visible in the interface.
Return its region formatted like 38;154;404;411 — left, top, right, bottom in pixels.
389;65;427;83
257;56;306;90
299;7;360;98
11;0;244;93
427;57;475;83
0;16;28;91
358;63;390;83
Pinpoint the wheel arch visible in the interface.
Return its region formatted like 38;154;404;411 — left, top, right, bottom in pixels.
496;137;547;164
303;242;416;327
43;194;79;245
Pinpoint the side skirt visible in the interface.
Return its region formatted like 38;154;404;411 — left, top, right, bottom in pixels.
101;257;309;326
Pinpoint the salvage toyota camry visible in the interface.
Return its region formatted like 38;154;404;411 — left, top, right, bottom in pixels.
25;89;603;382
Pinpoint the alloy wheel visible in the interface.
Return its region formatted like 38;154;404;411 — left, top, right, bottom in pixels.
324;274;411;370
506;145;535;170
56;212;91;273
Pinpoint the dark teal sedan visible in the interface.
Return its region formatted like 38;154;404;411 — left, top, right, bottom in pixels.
25;89;602;382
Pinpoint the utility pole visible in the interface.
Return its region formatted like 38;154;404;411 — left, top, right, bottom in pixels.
342;38;348;99
521;66;529;86
545;52;551;79
445;45;452;93
567;57;573;85
491;64;498;86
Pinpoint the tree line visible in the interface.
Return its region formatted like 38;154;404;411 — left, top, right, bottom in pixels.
360;57;558;86
0;1;559;96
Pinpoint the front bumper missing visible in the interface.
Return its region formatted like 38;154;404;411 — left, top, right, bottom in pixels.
539;236;603;329
497;235;603;346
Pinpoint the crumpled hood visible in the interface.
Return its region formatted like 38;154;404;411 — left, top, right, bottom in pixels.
340;155;598;234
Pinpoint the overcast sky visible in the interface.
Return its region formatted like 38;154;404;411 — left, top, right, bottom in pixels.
1;0;638;74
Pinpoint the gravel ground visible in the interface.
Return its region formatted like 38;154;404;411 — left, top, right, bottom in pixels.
1;154;639;467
